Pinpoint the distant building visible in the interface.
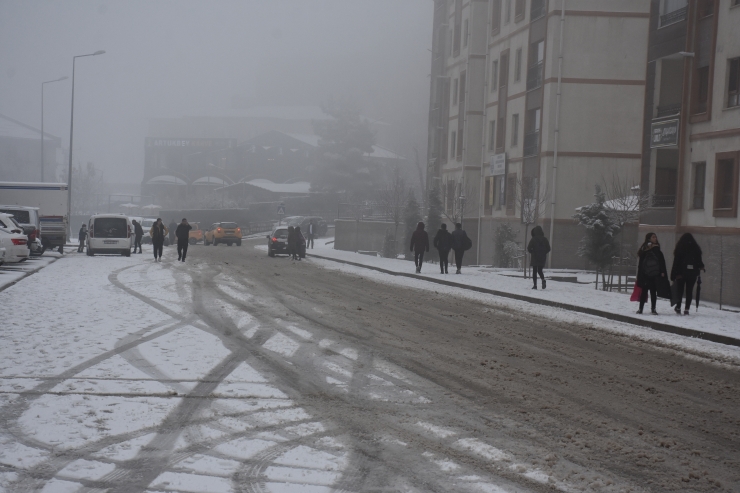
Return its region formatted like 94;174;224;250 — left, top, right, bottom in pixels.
426;0;650;268
0;113;62;182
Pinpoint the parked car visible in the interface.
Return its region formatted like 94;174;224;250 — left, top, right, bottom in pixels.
140;217;170;246
285;216;328;237
188;222;204;245
87;214;133;257
0;205;44;256
0;247;6;266
0;212;29;263
204;222;242;246
266;226;305;258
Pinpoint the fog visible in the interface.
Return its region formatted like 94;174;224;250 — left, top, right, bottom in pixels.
0;0;433;185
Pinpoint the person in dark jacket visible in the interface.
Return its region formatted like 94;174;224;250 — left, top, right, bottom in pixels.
293;226;305;260
409;222;429;273
433;223;453;274
286;226;296;259
77;224;87;253
168;220;177;245
450;223;471;274
527;225;551;289
671;233;705;315
636;232;668;315
132;220;144;254
150;218;168;262
175;218;192;262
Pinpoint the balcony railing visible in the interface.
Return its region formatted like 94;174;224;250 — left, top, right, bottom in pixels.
656;103;681;118
651;195;676;208
526;62;543;91
531;0;546;20
523;131;540;157
660;6;688;28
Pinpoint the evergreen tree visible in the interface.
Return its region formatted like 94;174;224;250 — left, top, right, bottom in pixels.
495;223;519;267
573;185;621;289
426;185;443;237
403;190;422;260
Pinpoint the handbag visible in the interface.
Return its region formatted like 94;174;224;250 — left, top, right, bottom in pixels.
630;281;642;302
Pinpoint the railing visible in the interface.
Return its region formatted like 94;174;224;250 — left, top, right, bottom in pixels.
523;131;540;157
531;0;546;21
526;62;543;91
651;195;676;208
660;6;688;27
656;103;681;118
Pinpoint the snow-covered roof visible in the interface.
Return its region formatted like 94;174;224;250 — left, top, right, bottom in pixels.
0;113;59;141
146;175;187;186
241;179;311;194
192;176;232;186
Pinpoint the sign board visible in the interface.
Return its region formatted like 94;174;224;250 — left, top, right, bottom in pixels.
490;153;506;176
650;119;679;148
277;205;286;215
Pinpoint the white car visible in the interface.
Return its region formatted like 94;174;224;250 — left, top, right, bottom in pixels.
87;214;133;257
0;212;29;263
0;247;6;266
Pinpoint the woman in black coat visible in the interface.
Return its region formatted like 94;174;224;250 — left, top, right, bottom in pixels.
670;233;705;315
636;232;668;315
527;225;551;289
409;222;429;273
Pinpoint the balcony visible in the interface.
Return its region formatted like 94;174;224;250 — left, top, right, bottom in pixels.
651;195;676;208
659;6;687;28
656;103;681;118
531;0;546;21
523;131;540;157
526;62;543;91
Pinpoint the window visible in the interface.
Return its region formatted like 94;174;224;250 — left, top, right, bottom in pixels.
489;120;496;151
491;60;498;92
694;66;710;114
459;71;466;106
514;48;522;83
495;175;505;208
496;116;506;153
449;30;454;57
728;57;740;108
697;0;713;17
454;0;462;56
504;0;511;24
506;175;516;213
514;0;525;22
463;19;469;47
693;162;706;209
511;114;519;147
94;218;128;239
457;127;464;160
500;53;509;88
450;131;457;159
446;180;457;215
491;0;502;34
453;78;459;105
714;153;739;217
485;177;494;214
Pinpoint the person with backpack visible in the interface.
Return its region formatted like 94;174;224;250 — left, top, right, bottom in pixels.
671;233;705;315
150;218;168;262
409;222;430;273
527;225;551;290
636;232;667;315
175;218;192;262
451;222;472;274
132;220;144;254
433;223;453;274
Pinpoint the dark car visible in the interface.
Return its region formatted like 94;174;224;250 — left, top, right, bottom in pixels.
267;227;305;258
285;216;328;237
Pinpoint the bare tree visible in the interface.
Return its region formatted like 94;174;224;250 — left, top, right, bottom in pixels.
513;176;549;278
413;147;426;213
442;178;477;226
376;166;408;254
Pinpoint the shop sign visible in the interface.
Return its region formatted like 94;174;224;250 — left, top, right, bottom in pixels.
650;119;679;148
490;153;506;176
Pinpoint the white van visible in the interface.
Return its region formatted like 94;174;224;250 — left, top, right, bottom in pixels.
87;214;133;257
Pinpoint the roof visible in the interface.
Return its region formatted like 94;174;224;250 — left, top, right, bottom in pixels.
241;179;311;194
146;175;188;186
192;176;233;186
0;113;60;142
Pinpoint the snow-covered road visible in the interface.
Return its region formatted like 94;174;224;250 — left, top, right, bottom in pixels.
1;242;739;492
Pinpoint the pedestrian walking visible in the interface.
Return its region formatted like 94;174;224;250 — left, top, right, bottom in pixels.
409;222;429;273
294;226;305;260
433;223;453;274
150;218;169;262
175;218;192;262
636;232;667;315
167;220;177;245
286;226;296;260
527;225;551;290
132;220;144;254
77;223;87;253
451;223;472;274
307;220;316;249
670;233;705;315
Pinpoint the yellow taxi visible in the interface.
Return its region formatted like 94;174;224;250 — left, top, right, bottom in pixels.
204;222;242;246
188;222;204;245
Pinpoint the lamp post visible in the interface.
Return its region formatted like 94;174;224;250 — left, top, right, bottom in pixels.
41;76;68;182
67;50;105;245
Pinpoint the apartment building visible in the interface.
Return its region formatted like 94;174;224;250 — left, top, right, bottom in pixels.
426;0;650;268
640;0;740;306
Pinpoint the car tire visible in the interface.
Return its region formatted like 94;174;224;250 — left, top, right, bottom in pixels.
87;248;94;257
236;240;241;246
123;249;131;257
268;248;275;257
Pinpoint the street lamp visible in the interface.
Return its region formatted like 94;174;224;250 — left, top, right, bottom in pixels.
41;76;68;182
67;50;105;247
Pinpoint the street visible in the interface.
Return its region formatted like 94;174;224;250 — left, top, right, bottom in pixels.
1;240;739;493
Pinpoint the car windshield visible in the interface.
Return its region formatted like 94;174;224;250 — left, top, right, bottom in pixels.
273;229;288;240
220;222;238;229
0;209;30;223
94;218;128;238
142;220;155;228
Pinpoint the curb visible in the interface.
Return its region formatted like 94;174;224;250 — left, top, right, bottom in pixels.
308;253;740;349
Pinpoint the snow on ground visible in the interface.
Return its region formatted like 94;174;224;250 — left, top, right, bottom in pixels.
0;253;60;292
268;239;740;362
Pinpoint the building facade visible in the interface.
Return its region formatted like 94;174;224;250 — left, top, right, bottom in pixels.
0;113;63;183
640;0;740;307
427;0;651;268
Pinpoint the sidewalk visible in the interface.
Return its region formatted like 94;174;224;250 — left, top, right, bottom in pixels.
0;252;62;292
295;239;740;348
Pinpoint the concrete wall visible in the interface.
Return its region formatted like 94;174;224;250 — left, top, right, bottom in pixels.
334;219;398;254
